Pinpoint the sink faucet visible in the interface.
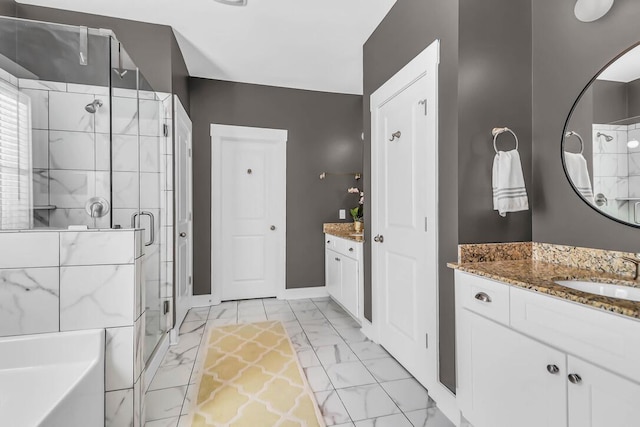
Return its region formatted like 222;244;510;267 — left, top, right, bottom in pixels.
621;256;640;280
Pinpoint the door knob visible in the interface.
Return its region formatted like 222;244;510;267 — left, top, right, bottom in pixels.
179;232;187;238
568;374;582;384
374;235;384;243
270;225;276;231
546;364;559;374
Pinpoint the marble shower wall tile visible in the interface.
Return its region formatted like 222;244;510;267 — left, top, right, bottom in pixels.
49;91;95;132
106;326;135;392
112;96;139;136
49;208;110;229
0;267;59;337
0;231;59;268
60;230;136;266
112;172;140;209
32;170;50;206
60;264;135;330
20;88;48;130
32;130;49;169
49;131;95;170
112;134;139;172
49;170;109;209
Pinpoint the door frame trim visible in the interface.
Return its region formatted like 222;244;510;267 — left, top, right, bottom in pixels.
210;124;288;303
172;95;193;336
370;39;458;424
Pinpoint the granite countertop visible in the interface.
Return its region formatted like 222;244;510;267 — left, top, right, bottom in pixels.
448;259;640;319
323;223;365;243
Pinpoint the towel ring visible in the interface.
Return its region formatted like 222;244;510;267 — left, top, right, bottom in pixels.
492;127;519;154
564;131;584;154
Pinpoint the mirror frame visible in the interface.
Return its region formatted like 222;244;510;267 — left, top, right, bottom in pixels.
561;41;640;229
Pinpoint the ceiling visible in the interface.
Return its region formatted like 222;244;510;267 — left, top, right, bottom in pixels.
16;0;397;95
598;45;640;83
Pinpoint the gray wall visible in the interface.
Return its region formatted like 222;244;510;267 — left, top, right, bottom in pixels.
458;0;532;244
364;0;532;392
593;80;627;124
188;78;363;295
0;0;14;16
364;0;460;392
16;4;189;110
532;0;640;250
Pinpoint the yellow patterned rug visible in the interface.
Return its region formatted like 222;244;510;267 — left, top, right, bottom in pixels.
187;321;325;427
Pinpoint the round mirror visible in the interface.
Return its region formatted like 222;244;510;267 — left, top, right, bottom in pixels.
563;43;640;227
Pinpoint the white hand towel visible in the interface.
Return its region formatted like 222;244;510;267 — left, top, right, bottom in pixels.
564;152;594;203
492;149;529;217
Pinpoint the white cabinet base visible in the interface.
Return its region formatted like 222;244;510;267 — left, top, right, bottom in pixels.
325;234;363;320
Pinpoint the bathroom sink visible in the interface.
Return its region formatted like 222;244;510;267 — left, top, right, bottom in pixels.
555;280;640;302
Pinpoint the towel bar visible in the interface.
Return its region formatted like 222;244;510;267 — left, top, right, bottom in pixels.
492;127;519;153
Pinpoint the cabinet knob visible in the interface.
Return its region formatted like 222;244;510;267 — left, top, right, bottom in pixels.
270;225;276;231
327;240;331;244
349;248;354;252
546;364;559;374
335;257;341;262
568;374;582;384
474;292;492;303
179;232;187;238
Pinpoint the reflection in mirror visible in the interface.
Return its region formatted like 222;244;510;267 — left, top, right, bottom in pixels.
564;43;640;227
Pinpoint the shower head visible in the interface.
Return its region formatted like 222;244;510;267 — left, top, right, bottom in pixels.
85;99;103;114
597;132;614;142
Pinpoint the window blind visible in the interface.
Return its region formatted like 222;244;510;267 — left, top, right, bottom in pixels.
0;79;33;230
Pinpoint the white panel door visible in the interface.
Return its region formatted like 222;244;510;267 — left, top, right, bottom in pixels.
568;356;640;427
371;40;440;394
211;125;287;301
174;96;193;331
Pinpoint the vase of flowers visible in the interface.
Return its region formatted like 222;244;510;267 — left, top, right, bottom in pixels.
348;187;364;232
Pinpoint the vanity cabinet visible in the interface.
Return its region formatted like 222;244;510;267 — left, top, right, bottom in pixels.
325;234;362;319
455;270;640;427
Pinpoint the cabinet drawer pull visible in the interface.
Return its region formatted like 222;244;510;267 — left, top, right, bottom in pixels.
474;292;492;303
546;364;559;374
335;257;341;262
568;373;582;384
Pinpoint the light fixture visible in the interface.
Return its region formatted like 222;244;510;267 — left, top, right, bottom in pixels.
214;0;247;5
628;140;639;149
574;0;614;22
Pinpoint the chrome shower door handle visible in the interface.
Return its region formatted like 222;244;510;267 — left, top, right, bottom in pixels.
131;212;141;228
140;211;155;246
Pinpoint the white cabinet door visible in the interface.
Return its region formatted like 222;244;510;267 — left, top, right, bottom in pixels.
340;255;358;318
458;309;567;427
326;250;342;301
568;356;640;427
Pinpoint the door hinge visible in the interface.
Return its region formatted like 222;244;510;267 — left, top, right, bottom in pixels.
425;333;429;349
163;300;170;315
163;124;169;137
419;99;427;116
189;212;192;221
189;276;192;285
424;217;428;232
188;148;192;157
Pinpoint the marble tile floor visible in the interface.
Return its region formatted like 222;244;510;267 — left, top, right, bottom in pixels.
144;297;454;427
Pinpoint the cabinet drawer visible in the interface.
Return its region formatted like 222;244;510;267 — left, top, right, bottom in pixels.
456;271;510;326
325;234;336;249
334;238;359;259
511;287;640;384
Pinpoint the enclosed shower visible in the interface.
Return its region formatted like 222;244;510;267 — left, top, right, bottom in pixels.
0;16;174;367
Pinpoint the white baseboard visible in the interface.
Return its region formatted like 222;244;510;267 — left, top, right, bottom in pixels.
360;318;378;343
279;286;329;300
144;332;170;393
191;294;221;307
429;383;460;427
